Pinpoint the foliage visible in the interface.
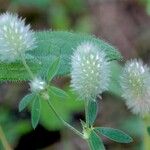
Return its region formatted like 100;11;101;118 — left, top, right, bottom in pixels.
31;95;41;129
0;31;122;81
108;62;122;97
19;93;35;112
0;16;132;149
84;101;133;150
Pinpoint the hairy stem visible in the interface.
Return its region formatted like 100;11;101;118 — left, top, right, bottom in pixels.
20;53;34;79
0;125;12;150
143;115;150;150
143;128;150;150
46;99;83;138
85;100;89;127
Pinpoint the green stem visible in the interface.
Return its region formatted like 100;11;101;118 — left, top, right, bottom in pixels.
85;100;89;127
0;125;12;150
143;115;150;150
143;128;150;150
20;53;34;79
19;53;83;139
46;99;83;138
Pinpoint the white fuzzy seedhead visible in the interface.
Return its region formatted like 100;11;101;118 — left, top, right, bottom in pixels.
71;42;110;101
0;12;36;62
29;77;46;93
120;59;150;116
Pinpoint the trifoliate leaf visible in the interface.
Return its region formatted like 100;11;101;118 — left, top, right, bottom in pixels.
95;127;133;143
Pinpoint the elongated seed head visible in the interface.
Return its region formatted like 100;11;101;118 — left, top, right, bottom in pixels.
120;59;150;116
71;42;110;101
0;12;36;62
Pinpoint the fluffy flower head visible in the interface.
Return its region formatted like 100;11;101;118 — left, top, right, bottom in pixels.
0;12;36;62
120;59;150;116
30;77;46;93
71;42;110;101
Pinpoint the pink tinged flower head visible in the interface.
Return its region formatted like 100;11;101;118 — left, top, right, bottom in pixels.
120;59;150;116
71;42;110;101
0;12;36;62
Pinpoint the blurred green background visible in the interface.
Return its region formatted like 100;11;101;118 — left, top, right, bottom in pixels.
0;0;150;149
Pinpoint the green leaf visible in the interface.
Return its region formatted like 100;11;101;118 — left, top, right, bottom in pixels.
0;31;122;81
31;96;41;129
95;127;133;143
88;130;105;150
108;62;122;97
47;57;60;81
87;100;98;126
49;86;69;99
0;60;40;81
19;93;35;112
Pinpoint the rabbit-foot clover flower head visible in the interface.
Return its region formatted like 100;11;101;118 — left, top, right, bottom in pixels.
29;77;46;93
120;59;150;116
71;42;110;101
0;12;36;62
